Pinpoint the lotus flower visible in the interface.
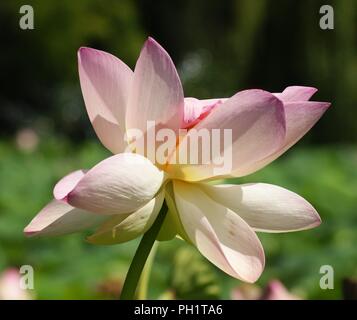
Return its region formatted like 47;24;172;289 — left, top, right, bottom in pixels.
231;280;301;300
0;269;32;300
24;37;330;283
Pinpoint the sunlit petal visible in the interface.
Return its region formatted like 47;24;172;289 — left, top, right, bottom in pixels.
174;181;265;282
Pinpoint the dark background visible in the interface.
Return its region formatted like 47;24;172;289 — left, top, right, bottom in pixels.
1;0;355;144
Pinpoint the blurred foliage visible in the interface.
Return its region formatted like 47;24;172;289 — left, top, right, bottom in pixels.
0;0;356;142
170;247;221;299
0;138;356;299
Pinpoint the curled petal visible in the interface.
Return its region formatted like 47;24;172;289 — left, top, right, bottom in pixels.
274;86;318;102
201;183;321;232
53;169;86;200
174;181;265;282
87;191;164;245
67;153;165;215
24;200;107;237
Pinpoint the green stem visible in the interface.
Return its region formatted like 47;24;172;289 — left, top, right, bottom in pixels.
137;241;158;300
120;201;168;300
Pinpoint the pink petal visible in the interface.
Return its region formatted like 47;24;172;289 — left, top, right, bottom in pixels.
182;98;227;129
66;153;165;215
53;169;86;200
24;200;107;237
261;280;301;300
174;181;265;282
0;269;31;300
78;47;133;153
274;86;318;102
168;89;286;181
201;183;321;232
243;101;330;174
126;37;184;137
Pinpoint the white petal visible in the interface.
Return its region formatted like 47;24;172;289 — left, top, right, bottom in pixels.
174;181;265;282
24;200;107;237
201;183;321;232
67;153;165;215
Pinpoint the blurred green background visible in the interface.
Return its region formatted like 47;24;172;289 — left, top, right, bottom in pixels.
0;0;356;299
